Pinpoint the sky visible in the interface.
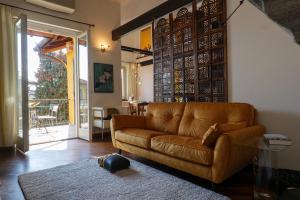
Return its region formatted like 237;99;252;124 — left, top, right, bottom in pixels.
28;35;44;82
27;35;72;82
79;43;88;81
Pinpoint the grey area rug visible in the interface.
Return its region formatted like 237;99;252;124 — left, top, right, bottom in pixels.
18;158;229;200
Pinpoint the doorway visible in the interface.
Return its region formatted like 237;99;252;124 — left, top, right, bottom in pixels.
16;15;91;151
26;29;76;145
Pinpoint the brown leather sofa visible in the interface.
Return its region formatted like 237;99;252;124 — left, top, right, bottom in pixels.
110;102;265;184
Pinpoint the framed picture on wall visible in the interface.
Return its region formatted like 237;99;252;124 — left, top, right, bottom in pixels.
94;63;114;93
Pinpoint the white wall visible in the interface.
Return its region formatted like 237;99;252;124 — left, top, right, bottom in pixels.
120;0;165;102
0;0;122;107
137;65;154;102
121;30;139;63
120;0;166;25
227;0;300;170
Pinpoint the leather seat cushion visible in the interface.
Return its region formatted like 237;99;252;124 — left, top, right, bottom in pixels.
115;128;165;149
151;135;214;165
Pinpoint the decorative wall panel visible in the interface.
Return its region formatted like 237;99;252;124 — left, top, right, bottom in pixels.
153;0;227;102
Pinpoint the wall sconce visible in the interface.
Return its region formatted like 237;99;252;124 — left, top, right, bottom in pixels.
99;44;110;52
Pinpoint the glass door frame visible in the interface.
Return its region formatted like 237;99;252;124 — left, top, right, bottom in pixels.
74;30;92;141
16;14;29;152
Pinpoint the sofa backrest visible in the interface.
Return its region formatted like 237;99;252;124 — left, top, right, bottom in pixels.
178;103;256;138
145;103;185;134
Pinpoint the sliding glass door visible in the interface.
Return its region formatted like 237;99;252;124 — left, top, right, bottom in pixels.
16;14;29;152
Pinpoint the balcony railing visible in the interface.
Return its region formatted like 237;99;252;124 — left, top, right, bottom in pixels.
29;99;69;129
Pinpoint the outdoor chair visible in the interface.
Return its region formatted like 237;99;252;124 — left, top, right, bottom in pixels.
36;104;59;133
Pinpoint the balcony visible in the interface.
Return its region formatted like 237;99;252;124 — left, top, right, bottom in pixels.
29;99;76;145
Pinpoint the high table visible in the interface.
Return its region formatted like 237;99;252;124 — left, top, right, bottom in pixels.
237;136;293;199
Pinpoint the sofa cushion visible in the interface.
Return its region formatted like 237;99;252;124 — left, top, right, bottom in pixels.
201;123;222;147
145;103;185;134
178;103;255;138
202;122;248;147
115;128;165;149
151;135;214;165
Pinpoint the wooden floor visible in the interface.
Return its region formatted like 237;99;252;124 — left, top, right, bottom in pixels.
0;138;254;200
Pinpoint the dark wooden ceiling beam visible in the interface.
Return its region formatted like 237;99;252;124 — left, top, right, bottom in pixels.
139;59;153;67
121;45;153;56
112;0;193;41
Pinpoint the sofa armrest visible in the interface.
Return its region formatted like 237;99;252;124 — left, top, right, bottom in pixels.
110;115;145;146
212;125;265;183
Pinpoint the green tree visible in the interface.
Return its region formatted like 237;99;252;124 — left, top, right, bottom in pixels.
35;52;67;99
35;51;68;121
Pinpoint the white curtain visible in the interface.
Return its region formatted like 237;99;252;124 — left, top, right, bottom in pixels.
0;6;18;147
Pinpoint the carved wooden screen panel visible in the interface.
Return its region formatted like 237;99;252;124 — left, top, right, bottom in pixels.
197;0;227;102
153;0;227;103
153;18;172;102
173;8;194;102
